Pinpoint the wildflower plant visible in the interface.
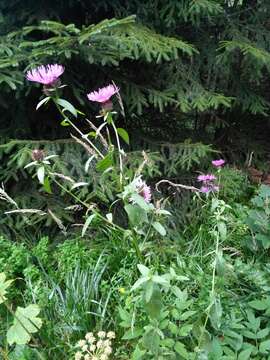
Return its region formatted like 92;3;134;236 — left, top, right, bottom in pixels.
75;331;115;360
0;63;172;260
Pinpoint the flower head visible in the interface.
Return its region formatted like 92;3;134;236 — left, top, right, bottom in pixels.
197;174;216;182
135;178;152;203
107;331;115;339
200;185;219;193
97;331;106;339
212;159;225;167
77;340;86;348
87;84;119;104
26;64;64;85
75;352;83;360
31;149;45;162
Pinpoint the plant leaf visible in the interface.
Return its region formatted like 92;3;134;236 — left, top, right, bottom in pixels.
117;128;130;144
7;305;42;345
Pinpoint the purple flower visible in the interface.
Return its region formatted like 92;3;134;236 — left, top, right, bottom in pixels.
87;84;119;104
135;178;151;203
26;64;64;85
200;185;219;193
197;174;216;182
212;159;225;167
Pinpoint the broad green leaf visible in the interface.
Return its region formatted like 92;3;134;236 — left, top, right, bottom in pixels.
238;348;253;360
124;204;148;225
152;221;166;236
131;277;149;291
117;128;130;144
122;328;143;340
8;345;38;360
56;98;77;117
179;324;193;337
43;176;52;194
256;328;269;339
249;298;270;311
259;339;270;354
130;193;150;211
96;153;113;172
131;346;146;360
142;330;160;353
145;281;154;303
7;305;42;345
0;273;13;304
145;289;163;319
82;214;96;236
217;221;227;241
137;264;150;277
174;342;189;359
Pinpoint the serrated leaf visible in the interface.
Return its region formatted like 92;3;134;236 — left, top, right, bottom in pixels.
259;339;270;354
7;305;42;345
238;348;253;360
179;324;193;337
174;342;189;359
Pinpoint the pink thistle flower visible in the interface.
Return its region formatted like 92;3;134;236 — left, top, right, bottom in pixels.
197;174;216;182
135;178;151;203
26;64;64;85
200;185;219;193
212;159;225;167
87;84;119;104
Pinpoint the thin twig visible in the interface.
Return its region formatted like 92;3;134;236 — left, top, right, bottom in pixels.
155;179;200;192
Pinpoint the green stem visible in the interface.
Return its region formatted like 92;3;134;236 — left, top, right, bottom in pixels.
131;233;144;262
111;119;123;185
197;227;219;349
52;98;104;159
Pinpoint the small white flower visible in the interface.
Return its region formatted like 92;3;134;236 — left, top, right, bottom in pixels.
85;332;94;340
104;346;112;355
84;355;90;360
106;331;115;339
75;352;83;360
98;331;106;338
104;339;111;347
89;344;96;352
82;345;88;352
77;340;86;348
100;355;108;360
96;340;104;349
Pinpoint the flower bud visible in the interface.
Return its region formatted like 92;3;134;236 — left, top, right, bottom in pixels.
31;149;45;162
